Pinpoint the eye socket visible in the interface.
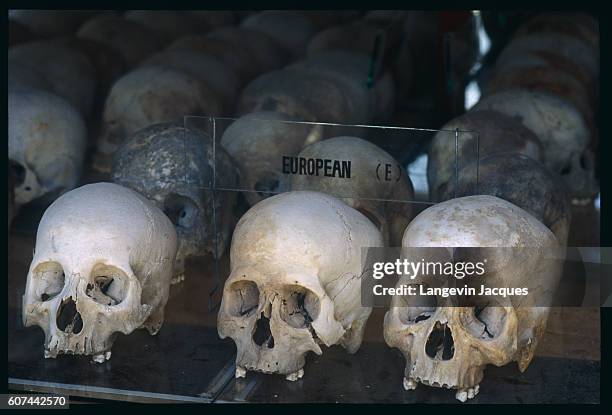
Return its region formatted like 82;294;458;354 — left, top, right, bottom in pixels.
33;262;65;302
163;193;198;229
279;286;320;329
462;301;508;340
9;160;26;187
227;280;260;317
85;264;128;306
396;285;437;324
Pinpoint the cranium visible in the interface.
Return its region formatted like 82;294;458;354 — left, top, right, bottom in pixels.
427;110;542;202
220;111;319;206
440;153;572;245
206;26;288;74
111;122;239;279
218;191;384;380
472;89;597;203
384;195;562;401
77;14;163;68
287;49;395;123
8;40;97;116
141;49;240;113
238;68;355;124
22;183;177;363
9;86;87;207
95;65;223;172
241;11;316;58
168;34;257;87
291;136;415;246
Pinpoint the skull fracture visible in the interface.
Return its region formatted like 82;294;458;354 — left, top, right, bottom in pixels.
384;195;562;401
218;191;384;380
22;183;177;363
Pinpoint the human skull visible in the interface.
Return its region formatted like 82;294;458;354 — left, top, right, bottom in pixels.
238;68;355;124
440;153;572;245
53;36;127;95
291;136;414;246
287;50;395;123
141;49;240;113
95;65;223;172
112;122;239;279
77;14;163;68
384;195;562;401
218;191;384;379
241;11;316;58
206;26;288;74
8;40;97;116
495;33;598;90
22;183;177;363
9;86;87;207
427;110;542;202
471;89;597;202
220;111;320;206
168;34;258;86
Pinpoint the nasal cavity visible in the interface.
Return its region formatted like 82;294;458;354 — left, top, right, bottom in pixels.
56;297;83;334
425;321;454;360
252;313;275;349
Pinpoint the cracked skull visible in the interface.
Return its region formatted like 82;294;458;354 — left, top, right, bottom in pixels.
384;195;563;401
218;191;384;379
22;183;177;362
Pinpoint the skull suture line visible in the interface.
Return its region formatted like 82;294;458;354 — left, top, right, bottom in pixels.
384;195;562;401
218;191;384;380
22;183;177;363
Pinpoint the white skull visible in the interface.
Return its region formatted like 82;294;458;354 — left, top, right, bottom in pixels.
290;136;414;246
95;65;223;172
22;183;177;363
9;86;87;207
220;111;319;206
472;89;597;202
384;195;562;401
8;40;97;116
218;191;384;380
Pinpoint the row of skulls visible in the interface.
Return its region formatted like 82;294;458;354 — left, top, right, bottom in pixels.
22;122;569;404
8;9;448;216
11;10;589;402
